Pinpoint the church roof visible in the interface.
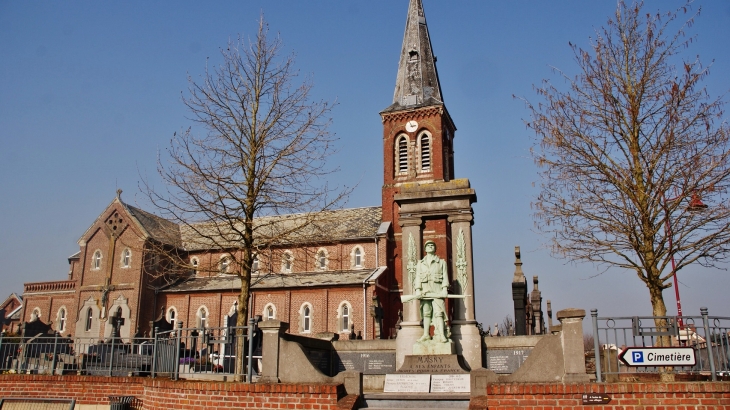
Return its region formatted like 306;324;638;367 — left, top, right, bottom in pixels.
125;203;183;246
160;269;379;292
82;192;381;251
182;206;382;251
383;0;443;113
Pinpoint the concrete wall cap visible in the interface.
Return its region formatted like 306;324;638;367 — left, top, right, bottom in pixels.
556;308;586;320
258;319;289;332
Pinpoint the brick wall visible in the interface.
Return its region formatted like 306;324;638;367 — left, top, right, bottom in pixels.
0;375;144;406
479;382;730;409
143;379;344;410
0;375;350;410
2;376;728;409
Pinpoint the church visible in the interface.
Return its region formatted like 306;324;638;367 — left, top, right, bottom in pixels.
20;0;480;365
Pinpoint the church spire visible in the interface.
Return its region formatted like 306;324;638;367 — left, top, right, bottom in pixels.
389;0;443;111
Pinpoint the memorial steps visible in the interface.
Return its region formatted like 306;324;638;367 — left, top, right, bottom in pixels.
358;393;470;409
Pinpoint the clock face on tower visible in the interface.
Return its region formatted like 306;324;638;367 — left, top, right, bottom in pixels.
405;120;418;132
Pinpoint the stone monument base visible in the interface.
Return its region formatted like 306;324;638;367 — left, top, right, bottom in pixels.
398;354;469;374
413;339;454;355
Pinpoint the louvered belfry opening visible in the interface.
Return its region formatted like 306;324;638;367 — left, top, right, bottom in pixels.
398;136;408;173
420;134;430;170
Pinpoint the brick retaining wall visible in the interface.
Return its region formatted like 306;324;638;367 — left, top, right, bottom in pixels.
1;375;728;409
479;382;730;409
0;375;145;405
0;375;350;410
143;379;345;410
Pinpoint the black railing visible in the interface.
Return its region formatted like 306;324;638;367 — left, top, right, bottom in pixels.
591;307;729;382
0;319;261;382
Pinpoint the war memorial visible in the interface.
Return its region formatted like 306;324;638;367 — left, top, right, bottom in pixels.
1;0;729;409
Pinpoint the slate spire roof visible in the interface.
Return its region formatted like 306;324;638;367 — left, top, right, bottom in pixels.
385;0;443;112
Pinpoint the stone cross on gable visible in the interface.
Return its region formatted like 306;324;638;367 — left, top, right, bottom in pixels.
98;199;129;318
110;310;125;339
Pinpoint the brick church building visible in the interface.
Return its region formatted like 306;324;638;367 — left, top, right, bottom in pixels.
20;0;480;354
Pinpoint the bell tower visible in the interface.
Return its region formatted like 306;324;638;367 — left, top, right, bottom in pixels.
381;0;456;228
382;0;482;371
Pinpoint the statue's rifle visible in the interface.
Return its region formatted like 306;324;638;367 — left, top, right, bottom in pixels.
400;294;469;303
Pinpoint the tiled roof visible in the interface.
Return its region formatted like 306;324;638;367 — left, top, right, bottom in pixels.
161;269;378;293
181;206;382;251
125;204;182;246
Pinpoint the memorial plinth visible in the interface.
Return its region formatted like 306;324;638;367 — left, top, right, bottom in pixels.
412;339;454;356
398;354;468;374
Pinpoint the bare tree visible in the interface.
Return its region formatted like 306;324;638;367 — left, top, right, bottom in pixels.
521;0;730;354
498;314;514;337
584;333;595;353
143;17;349;378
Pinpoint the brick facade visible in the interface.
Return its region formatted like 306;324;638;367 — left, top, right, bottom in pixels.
22;199;388;341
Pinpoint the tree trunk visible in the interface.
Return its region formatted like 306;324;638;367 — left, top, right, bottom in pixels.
648;283;675;382
234;280;250;381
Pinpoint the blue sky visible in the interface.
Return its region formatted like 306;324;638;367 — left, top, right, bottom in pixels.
1;1;729;330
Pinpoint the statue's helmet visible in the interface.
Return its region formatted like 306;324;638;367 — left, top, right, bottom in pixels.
424;240;437;250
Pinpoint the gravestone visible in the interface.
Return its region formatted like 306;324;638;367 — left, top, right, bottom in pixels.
110;311;125;339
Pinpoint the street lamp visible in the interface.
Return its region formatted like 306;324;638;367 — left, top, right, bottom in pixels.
663;191;708;327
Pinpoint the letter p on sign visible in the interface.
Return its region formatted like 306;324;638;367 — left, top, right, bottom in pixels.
633;352;644;363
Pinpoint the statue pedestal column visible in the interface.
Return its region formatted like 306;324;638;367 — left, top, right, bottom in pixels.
395;324;422;370
449;216;482;370
450;321;481;370
395;220;423;370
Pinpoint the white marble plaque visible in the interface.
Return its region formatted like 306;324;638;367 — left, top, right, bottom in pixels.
430;374;470;393
383;374;431;393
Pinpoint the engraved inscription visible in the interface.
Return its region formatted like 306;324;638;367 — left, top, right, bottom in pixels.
384;374;431;393
486;349;531;374
431;374;470;393
336;352;396;375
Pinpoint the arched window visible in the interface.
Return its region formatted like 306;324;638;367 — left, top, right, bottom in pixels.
197;306;208;328
219;257;230;274
282;251;293;273
263;304;276;321
167;307;177;323
58;308;67;332
92;250;102;270
341;304;350;332
191;257;199;274
316;249;328;270
397;135;409;174
85;307;93;331
252;255;259;272
121;248;131;268
352;247;363;268
300;303;312;333
31;308;41;321
303;306;311;332
420;133;431;170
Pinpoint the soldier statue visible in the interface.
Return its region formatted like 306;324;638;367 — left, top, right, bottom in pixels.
415;240;449;343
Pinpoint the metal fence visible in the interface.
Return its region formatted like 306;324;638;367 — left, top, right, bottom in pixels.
591;307;730;382
0;318;261;382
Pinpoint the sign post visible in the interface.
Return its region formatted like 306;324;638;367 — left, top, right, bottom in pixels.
618;347;696;367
